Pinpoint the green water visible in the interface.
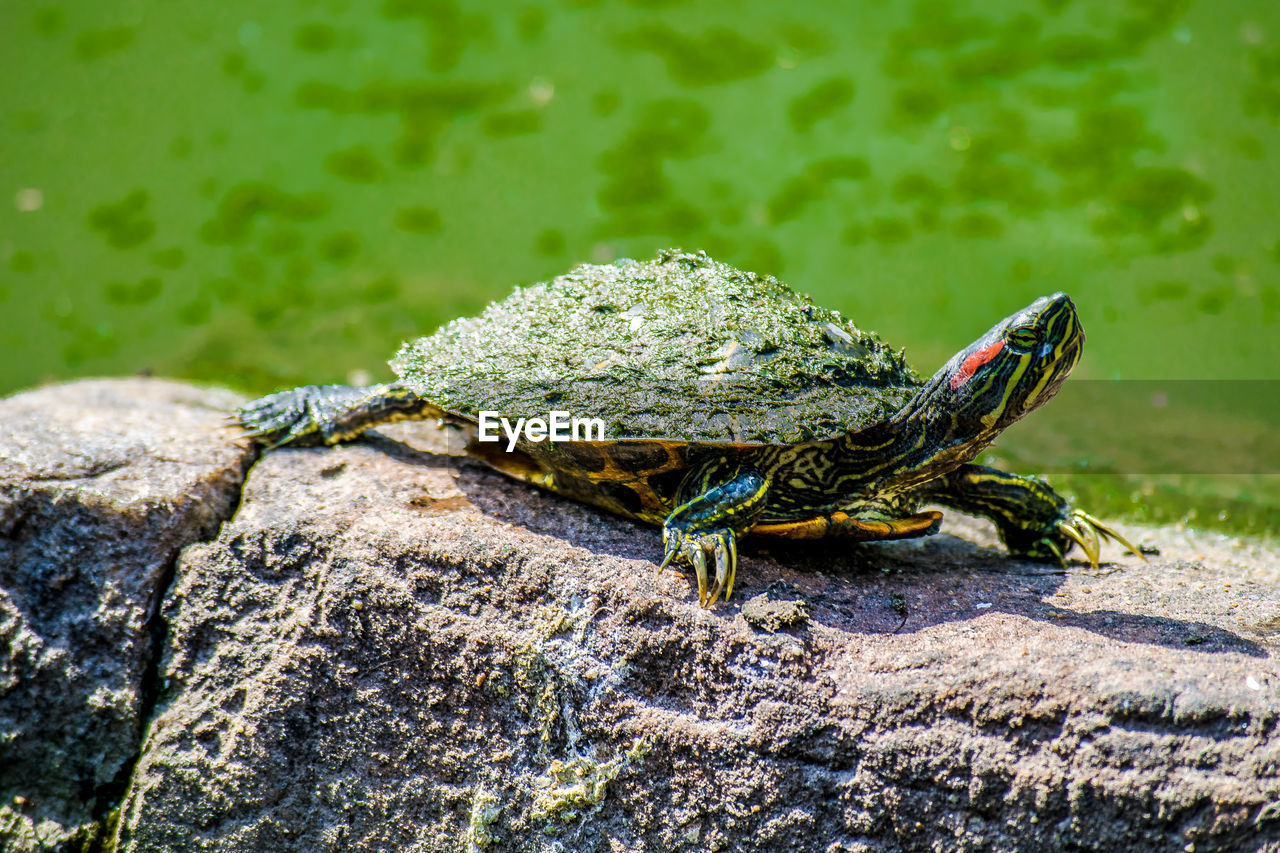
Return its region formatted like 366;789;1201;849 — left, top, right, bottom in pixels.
3;0;1278;534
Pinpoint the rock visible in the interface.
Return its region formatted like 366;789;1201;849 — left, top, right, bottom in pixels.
2;379;1277;850
103;414;1280;852
741;582;811;633
0;379;253;850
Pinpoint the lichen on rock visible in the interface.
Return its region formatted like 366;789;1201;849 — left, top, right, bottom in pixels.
530;738;651;824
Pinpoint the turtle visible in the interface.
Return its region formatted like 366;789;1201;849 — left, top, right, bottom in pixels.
237;249;1139;606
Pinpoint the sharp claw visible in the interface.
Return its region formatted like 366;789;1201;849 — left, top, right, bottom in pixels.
705;544;723;608
659;529;741;607
1057;521;1089;560
1076;509;1105;530
1055;509;1147;570
1118;532;1146;562
689;545;709;607
1044;537;1065;568
656;547;677;577
1076;516;1101;569
704;539;719;608
1079;511;1147;562
706;534;733;608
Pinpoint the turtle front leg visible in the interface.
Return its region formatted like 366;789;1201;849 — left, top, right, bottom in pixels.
659;467;769;607
915;464;1142;567
238;382;444;447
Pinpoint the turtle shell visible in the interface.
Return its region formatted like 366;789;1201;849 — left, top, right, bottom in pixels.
391;249;921;444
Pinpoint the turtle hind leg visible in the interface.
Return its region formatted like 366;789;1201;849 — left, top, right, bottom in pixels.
237;382;443;447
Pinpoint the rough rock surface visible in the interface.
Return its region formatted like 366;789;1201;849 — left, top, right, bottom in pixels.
0;379;253;849
103;412;1280;852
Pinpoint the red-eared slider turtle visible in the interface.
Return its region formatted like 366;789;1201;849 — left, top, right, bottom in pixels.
238;249;1139;606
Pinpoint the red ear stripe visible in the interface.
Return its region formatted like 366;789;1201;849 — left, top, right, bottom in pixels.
950;339;1005;390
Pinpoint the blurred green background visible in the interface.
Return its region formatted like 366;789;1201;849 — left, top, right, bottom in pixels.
2;0;1277;534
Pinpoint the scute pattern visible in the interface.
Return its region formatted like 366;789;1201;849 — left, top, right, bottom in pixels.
392;250;920;443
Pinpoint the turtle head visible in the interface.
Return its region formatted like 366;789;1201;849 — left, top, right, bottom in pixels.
908;293;1084;443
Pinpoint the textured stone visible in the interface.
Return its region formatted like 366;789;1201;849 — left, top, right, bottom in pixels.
0;379;253;849
110;420;1280;852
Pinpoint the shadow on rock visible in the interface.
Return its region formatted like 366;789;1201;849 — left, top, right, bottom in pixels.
369;432;1270;659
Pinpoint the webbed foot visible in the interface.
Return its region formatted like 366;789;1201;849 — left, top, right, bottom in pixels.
657;526;738;607
918;464;1145;570
1053;508;1144;568
237;384;372;448
1013;508;1144;569
656;466;767;607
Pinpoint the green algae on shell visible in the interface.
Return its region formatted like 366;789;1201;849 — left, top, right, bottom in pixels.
391;249;920;443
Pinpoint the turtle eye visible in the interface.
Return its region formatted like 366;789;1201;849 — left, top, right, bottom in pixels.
1005;326;1041;351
